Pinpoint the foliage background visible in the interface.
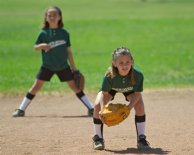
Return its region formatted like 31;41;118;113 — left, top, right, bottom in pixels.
0;0;194;94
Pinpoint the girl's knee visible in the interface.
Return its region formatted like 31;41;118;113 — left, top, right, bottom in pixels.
134;101;145;114
29;80;44;94
93;104;101;118
67;81;80;93
94;103;101;111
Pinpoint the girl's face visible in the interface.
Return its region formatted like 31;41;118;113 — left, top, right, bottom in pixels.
113;54;132;76
46;8;60;28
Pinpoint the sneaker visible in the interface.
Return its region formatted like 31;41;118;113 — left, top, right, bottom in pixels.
137;135;151;150
12;109;25;117
88;108;94;117
92;135;105;150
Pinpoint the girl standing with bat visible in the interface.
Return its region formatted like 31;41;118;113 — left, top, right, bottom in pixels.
12;6;93;117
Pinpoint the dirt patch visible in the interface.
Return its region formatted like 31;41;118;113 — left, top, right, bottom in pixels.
0;89;194;155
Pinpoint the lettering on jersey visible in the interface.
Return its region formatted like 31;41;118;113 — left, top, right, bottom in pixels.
49;40;66;49
112;87;133;93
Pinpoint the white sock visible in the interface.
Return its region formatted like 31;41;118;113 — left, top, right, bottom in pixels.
136;122;145;138
19;97;31;111
80;95;93;110
94;124;103;138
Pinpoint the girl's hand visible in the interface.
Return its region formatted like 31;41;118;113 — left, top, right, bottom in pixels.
40;43;50;52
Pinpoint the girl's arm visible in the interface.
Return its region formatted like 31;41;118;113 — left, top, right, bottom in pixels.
34;43;50;52
67;47;77;71
93;91;112;119
100;91;113;110
128;92;142;110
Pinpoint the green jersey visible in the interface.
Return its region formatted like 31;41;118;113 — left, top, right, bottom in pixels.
35;28;71;71
101;67;144;93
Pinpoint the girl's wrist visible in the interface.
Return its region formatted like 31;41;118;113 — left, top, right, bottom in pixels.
128;104;133;111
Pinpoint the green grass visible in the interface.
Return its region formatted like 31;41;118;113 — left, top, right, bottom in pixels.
0;0;194;94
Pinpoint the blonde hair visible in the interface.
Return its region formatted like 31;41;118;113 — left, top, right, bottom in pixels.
106;47;136;85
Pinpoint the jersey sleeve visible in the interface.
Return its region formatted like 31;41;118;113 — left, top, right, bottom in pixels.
134;72;144;92
66;32;71;47
35;31;45;45
101;76;112;92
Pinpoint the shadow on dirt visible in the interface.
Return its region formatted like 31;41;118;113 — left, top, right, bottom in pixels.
26;115;92;118
105;147;170;154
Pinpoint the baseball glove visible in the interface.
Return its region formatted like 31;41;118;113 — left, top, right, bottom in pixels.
99;103;130;127
73;70;85;90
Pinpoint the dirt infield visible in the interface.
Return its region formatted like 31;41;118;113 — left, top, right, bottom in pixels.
0;89;194;155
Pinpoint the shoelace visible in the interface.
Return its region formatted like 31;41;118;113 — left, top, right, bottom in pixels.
93;135;104;142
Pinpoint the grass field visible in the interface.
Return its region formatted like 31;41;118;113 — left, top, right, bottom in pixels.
0;0;194;94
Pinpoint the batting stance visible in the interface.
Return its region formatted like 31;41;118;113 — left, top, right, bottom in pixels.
92;47;151;150
12;6;93;117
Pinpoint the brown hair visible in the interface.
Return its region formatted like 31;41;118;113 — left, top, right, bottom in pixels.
42;6;64;29
106;47;136;85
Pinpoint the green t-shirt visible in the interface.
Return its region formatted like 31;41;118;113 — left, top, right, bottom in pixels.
35;28;71;71
101;67;144;93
